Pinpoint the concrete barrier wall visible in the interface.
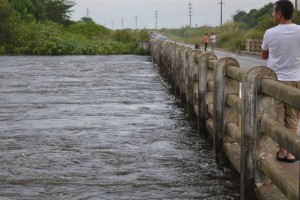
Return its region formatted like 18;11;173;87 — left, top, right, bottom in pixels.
138;41;150;51
245;39;262;52
150;39;300;200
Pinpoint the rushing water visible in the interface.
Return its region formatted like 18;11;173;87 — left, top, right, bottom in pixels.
0;55;239;199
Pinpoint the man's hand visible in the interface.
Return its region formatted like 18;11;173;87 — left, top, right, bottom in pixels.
261;49;269;60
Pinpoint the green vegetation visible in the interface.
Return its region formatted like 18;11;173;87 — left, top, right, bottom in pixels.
0;0;149;55
2;1;299;55
159;3;300;52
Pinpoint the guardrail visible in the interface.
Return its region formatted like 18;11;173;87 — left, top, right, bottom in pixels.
150;39;300;200
245;39;262;52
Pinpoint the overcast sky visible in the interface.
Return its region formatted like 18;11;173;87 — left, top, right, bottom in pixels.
70;0;295;29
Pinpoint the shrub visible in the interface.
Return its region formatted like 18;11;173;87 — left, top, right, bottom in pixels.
68;21;110;39
97;40;133;55
138;29;149;41
110;29;137;43
2;10;146;55
133;47;150;55
0;46;6;54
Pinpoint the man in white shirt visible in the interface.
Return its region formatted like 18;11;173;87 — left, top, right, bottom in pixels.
261;0;300;163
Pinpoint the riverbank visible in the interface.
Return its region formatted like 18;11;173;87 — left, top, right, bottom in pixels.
1;19;149;55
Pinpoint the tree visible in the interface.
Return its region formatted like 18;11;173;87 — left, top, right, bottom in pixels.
30;0;47;21
0;0;15;45
232;3;273;29
45;0;75;25
7;0;75;24
8;0;35;20
233;10;247;23
68;21;110;39
81;17;94;22
247;9;258;28
0;0;13;23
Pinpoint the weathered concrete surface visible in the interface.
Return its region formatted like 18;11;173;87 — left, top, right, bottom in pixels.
261;117;300;159
150;39;300;200
224;143;241;173
213;57;240;163
260;157;299;200
256;184;288;200
262;79;300;110
241;66;278;199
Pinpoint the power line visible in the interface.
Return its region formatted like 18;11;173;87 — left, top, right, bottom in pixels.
218;0;225;26
188;2;192;27
135;15;138;30
155;10;158;30
86;8;89;18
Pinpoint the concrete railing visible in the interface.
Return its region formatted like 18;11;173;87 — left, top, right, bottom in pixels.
150;39;300;200
245;39;262;52
138;40;150;51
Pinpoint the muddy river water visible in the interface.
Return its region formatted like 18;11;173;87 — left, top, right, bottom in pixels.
0;55;239;199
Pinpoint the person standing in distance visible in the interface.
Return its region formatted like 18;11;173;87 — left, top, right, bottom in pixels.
261;0;300;163
210;32;216;52
204;33;209;51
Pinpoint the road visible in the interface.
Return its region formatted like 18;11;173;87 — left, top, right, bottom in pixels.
174;41;267;68
213;49;267;68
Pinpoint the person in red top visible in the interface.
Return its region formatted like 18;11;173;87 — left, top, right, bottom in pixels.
203;33;209;51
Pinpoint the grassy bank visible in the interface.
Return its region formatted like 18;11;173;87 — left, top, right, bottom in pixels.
0;19;149;55
157;3;300;53
158;23;264;53
0;0;149;55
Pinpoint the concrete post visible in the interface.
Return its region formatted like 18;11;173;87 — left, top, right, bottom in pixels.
240;66;277;200
174;45;182;98
179;47;192;104
168;43;177;92
161;42;167;78
213;57;240;162
173;43;177;94
197;52;217;136
165;43;172;83
186;50;202;118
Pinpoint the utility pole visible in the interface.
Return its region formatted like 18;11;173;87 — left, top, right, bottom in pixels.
188;2;192;27
112;21;114;30
86;8;89;18
135;15;138;30
295;0;298;10
155;10;158;30
121;18;124;29
219;0;225;26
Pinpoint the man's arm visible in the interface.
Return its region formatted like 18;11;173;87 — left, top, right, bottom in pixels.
261;49;269;60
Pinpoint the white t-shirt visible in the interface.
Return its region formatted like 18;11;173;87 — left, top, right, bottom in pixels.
210;35;216;43
261;24;300;81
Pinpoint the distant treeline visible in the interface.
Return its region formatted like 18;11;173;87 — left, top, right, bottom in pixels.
0;0;149;55
159;3;300;52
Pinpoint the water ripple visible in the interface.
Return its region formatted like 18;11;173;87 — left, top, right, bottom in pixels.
0;55;239;199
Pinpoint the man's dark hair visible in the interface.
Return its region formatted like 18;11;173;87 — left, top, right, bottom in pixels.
274;0;294;20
